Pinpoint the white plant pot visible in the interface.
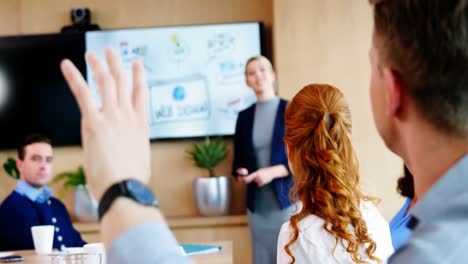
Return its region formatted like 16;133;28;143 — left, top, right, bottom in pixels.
193;176;232;216
74;185;98;222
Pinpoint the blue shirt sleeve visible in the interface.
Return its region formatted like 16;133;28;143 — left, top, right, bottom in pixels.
108;222;192;264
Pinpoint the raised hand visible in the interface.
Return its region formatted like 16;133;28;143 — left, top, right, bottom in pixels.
60;48;151;201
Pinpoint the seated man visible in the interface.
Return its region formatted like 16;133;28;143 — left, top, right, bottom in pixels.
0;134;85;251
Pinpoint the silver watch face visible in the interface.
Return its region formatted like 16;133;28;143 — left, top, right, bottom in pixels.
125;179;157;206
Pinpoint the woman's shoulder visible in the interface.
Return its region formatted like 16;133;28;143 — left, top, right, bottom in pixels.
360;200;387;223
279;98;289;107
359;200;391;232
280;214;325;232
360;200;395;260
238;103;255;117
278;215;355;263
284;203;389;243
280;215;336;248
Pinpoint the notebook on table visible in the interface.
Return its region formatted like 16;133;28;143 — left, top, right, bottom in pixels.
179;243;222;256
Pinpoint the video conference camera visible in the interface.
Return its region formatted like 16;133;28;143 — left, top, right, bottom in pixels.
61;7;100;33
71;8;91;25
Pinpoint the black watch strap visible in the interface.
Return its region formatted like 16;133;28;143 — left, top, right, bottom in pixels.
98;180;158;221
98;182;125;221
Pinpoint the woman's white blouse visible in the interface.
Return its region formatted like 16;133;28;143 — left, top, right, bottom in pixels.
277;201;394;263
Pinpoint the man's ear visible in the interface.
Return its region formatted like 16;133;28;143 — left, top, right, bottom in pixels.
383;68;405;117
16;158;23;173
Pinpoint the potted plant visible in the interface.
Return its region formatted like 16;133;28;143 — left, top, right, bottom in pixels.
53;166;98;222
186;137;232;216
3;158;19;180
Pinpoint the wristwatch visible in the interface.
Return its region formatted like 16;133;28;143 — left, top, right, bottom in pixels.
98;179;159;221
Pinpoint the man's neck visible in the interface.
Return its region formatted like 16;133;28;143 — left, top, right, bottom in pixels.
19;178;44;192
256;91;276;102
401;122;467;200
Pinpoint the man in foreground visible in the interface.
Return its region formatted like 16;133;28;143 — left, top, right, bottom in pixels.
369;0;468;262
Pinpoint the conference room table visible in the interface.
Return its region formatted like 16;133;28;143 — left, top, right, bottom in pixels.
0;240;232;264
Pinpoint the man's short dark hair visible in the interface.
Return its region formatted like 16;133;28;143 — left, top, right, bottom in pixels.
397;165;415;199
371;0;468;137
18;134;51;160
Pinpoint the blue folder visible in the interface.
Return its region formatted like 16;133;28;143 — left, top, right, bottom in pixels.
179;243;222;255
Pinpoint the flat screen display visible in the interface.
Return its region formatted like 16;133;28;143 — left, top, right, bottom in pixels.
85;22;262;139
0;33;85;150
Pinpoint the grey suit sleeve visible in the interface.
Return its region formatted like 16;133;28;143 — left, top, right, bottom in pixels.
108;222;192;264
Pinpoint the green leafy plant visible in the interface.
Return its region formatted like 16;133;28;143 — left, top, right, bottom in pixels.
186;137;228;177
3;157;19;180
53;165;86;197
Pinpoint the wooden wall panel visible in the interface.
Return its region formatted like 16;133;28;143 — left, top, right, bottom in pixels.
273;0;403;219
16;0;274;59
0;1;20;36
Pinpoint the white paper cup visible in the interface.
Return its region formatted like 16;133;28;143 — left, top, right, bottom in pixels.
31;225;54;255
83;243;105;264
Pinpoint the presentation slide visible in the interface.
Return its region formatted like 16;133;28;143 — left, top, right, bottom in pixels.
85;22;261;139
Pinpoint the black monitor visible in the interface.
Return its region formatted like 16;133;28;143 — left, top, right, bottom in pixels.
0;33;86;150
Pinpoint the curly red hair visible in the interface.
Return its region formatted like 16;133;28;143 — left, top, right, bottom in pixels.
283;84;381;264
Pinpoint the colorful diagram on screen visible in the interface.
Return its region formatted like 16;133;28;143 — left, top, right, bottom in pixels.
172;85;186;101
207;33;235;59
119;41;152;72
216;60;245;84
168;34;189;63
148;75;210;124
